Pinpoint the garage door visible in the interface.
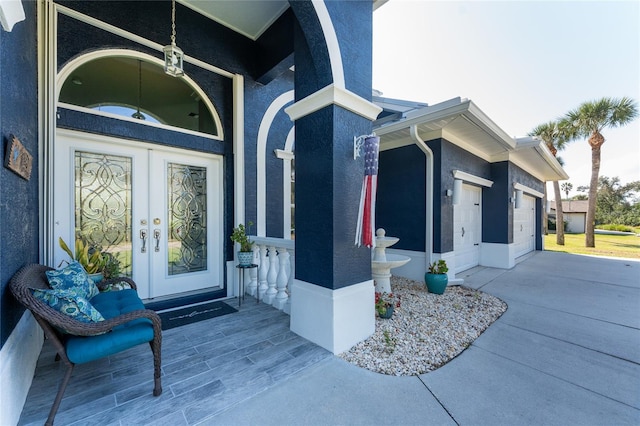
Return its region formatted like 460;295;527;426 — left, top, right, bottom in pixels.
454;184;481;273
513;194;535;258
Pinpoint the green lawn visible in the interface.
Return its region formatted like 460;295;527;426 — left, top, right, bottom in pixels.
544;233;640;259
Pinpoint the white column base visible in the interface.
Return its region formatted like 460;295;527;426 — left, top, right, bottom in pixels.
480;243;516;269
290;279;375;354
0;311;43;426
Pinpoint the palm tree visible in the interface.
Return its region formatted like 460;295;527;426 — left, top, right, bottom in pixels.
565;97;638;247
529;120;573;245
561;182;573;199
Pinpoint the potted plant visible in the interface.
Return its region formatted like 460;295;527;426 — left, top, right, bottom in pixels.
101;252;122;280
58;236;111;283
230;222;254;266
375;291;400;319
425;259;449;294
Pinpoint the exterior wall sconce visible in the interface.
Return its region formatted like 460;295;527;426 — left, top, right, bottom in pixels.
446;189;453;197
163;0;185;77
514;189;523;209
452;179;462;205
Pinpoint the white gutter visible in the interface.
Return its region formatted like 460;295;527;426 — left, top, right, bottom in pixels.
409;125;433;272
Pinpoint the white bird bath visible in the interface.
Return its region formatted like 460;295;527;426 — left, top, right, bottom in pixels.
371;228;410;294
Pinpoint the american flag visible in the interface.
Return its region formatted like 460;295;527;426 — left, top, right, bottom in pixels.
355;135;380;248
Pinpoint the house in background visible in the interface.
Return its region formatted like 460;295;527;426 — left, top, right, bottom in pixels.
549;200;588;233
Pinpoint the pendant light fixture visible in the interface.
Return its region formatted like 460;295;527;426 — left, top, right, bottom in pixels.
132;60;145;120
163;0;184;77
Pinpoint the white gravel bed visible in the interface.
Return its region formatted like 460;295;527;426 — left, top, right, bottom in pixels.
338;276;507;376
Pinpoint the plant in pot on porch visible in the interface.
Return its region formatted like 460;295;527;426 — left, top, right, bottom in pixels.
425;259;449;295
230;222;254;266
58;236;123;284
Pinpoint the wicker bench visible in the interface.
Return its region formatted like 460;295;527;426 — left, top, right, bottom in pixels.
10;264;162;426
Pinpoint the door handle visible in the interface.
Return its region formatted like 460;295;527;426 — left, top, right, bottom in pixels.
461;227;465;237
140;229;148;253
154;229;161;252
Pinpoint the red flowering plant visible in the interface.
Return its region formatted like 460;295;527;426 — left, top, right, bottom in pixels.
374;291;401;317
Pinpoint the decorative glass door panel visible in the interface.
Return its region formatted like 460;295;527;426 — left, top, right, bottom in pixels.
167;162;208;275
54;130;223;300
74;151;133;277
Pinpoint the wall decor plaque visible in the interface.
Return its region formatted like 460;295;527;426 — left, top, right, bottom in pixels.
4;134;33;180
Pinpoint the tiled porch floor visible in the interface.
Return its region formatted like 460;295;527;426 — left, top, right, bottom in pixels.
19;297;332;425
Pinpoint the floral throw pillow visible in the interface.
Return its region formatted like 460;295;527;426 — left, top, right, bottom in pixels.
32;288;105;323
45;261;100;300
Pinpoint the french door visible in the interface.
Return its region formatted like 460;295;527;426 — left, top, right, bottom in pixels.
53;130;223;300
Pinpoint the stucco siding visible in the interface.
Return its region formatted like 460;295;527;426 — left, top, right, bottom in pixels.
0;0;39;349
377;145;426;252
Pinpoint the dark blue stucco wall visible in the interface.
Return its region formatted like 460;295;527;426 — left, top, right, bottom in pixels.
290;3;330;99
290;0;374;289
324;0;371;100
294;106;373;289
377;145;426;251
0;1;39;349
485;162;511;243
484;161;545;245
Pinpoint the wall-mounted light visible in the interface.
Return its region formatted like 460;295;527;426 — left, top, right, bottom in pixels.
163;0;184;77
452;179;462;205
446;189;453;197
514;189;523;209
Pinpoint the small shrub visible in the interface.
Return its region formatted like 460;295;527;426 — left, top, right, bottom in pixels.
596;224;634;232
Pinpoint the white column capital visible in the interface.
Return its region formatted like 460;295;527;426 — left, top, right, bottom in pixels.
285;84;382;122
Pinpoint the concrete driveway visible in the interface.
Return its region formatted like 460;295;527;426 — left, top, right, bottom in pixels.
211;251;640;425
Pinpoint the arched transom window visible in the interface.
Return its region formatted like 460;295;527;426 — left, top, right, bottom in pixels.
59;55;221;137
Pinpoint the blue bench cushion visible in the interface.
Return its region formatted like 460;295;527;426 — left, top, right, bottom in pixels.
65;289;154;364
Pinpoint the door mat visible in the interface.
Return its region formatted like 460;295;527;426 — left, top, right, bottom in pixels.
158;301;237;330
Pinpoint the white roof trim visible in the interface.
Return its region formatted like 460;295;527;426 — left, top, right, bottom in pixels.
453;170;493;188
514;182;544;198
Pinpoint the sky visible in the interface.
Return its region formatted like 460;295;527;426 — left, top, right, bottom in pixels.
372;0;640;198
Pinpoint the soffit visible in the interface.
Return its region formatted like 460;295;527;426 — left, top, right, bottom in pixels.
180;0;290;40
180;0;385;40
375;98;516;159
374;97;569;181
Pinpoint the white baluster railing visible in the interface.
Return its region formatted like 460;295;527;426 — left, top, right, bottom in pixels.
250;237;295;313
